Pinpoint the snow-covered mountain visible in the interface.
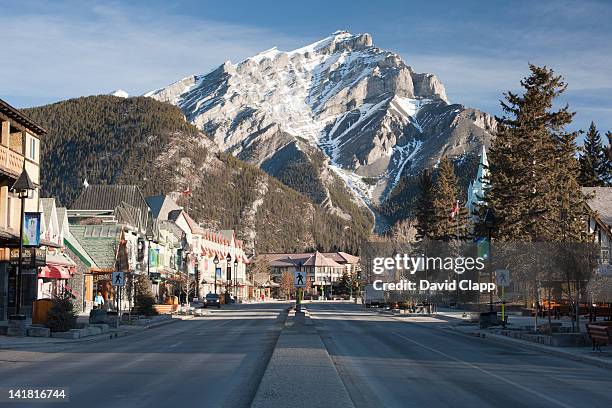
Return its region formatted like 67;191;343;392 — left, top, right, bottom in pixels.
109;89;129;98
146;31;495;225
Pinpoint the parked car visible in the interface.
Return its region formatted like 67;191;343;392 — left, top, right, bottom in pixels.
204;293;221;308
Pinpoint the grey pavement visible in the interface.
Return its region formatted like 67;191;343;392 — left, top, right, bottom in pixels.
308;302;612;408
251;310;353;408
0;302;288;408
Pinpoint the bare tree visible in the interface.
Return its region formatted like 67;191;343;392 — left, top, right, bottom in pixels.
280;271;294;300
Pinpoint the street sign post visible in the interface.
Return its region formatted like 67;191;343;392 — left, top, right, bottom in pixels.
112;272;126;318
495;269;510;287
293;271;306;288
112;272;126;287
495;269;510;326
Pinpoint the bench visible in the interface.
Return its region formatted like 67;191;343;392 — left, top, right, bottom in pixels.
585;322;612;351
153;304;176;314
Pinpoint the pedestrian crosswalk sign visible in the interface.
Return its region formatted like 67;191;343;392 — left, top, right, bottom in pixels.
495;269;510;287
112;271;126;287
294;271;306;287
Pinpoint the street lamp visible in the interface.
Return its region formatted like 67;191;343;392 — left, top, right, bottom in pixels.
484;209;496;313
11;167;35;318
226;253;232;302
145;231;153;278
234;258;239;302
213;254;219;294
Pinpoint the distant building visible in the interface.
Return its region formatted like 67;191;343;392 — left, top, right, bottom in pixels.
38;198;76;303
0;98;44;319
584;187;612;274
257;251;360;297
68;185;153;310
147;194;248;301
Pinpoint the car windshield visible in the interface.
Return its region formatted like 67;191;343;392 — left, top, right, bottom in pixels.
206;294;218;299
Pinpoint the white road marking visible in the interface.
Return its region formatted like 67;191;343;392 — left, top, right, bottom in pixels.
393;331;575;408
169;341;183;348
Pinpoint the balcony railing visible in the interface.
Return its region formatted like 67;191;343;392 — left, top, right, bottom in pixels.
0;144;24;177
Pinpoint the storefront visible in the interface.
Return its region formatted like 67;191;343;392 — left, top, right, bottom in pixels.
7;247;46;317
37;252;76;300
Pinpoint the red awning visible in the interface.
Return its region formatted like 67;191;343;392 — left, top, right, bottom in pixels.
38;265;71;279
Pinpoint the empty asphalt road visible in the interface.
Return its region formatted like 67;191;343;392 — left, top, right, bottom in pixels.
308;302;612;408
0;303;287;408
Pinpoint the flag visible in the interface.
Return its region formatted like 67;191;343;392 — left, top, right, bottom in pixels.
450;200;460;219
182;186;192;197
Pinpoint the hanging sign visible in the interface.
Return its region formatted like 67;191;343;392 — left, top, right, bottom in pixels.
23;212;41;247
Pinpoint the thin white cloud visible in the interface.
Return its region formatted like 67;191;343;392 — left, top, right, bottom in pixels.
0;2;307;106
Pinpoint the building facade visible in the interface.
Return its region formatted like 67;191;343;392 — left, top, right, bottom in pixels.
257;251;360;297
0;99;43;320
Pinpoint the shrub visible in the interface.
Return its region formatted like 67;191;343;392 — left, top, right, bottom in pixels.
134;274;158;316
46;292;77;332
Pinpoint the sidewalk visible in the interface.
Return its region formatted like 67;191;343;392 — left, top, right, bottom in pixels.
251;309;354;408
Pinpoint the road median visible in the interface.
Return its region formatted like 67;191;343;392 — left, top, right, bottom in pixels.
251;308;354;408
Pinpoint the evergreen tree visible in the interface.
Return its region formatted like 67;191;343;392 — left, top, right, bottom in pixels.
431;158;460;241
606;131;612;162
578;122;608;186
485;64;587;242
415;169;435;240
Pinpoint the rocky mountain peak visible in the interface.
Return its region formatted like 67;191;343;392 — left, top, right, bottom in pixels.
146;32;493;228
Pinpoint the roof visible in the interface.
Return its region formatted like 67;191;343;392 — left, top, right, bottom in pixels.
0;98;47;135
258;251;358;268
303;252;341;267
583;187;612;227
68;224;122;269
72;185;150;232
322;251;360;264
64;230;99;269
145;195;181;220
56;207;68;232
40;198;56;233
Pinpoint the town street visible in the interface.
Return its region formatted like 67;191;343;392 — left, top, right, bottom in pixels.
308;302;612;408
0;303;287;408
2;302;612;408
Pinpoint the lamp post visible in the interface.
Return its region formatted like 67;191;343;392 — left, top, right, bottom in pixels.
183;250;191;306
484;209;496;313
234;259;239;302
213;255;219;294
226;253;232;302
10;167;35;318
145;233;153;278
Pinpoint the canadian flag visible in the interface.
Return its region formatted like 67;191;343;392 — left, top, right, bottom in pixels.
450;200;460;219
182;186;192;197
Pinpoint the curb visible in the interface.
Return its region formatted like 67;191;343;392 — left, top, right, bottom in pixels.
0;330;130;348
0;315;189;348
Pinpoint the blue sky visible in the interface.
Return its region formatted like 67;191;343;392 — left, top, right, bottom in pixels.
2;0;611;132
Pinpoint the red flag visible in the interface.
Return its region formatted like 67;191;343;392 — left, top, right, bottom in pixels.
450;200;460;219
